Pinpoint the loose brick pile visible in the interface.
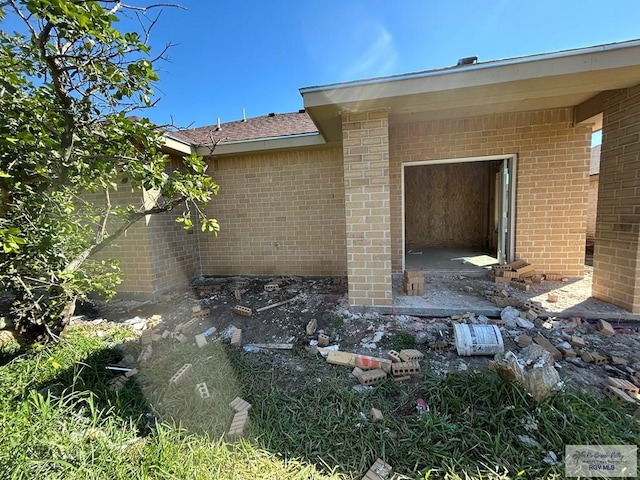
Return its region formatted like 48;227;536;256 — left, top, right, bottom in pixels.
487;259;565;291
402;270;424;296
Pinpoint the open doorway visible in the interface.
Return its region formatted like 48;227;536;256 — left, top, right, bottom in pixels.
402;155;517;274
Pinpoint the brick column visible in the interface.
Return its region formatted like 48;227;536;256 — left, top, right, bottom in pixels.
592;85;640;313
342;111;393;307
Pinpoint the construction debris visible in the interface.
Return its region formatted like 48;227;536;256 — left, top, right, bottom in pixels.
493;344;563;402
597;319;615;337
229;396;252;413
325;350;392;373
362;458;393;480
399;349;424;362
391;361;421;376
255;296;298;313
370;407;384;423
195;334;207;348
305;319;317;335
403;270;424;296
245;343;293;350
317;333;330;347
230;329;242;347
232;305;252;317
169;363;192;385
195;382;210;399
227;410;249;442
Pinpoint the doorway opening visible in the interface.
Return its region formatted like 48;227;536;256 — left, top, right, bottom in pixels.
401;155;517;275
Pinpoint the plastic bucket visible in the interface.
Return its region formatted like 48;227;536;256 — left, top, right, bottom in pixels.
453;323;504;356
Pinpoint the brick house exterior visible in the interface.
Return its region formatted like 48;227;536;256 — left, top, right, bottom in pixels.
109;40;640;314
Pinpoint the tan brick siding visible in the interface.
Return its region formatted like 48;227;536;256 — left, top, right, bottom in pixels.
342;111;393;307
89;188;156;295
389;108;591;276
198;147;346;276
586;174;599;241
593;84;640;313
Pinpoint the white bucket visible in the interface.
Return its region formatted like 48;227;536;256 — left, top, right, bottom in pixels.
453;323;504;356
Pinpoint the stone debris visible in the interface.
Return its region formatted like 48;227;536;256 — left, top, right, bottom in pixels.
493;344;563;402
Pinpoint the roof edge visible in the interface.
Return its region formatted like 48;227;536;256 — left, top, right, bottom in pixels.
300;39;640;94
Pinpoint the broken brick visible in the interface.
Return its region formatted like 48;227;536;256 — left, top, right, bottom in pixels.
232;305;252;317
357;369;387;386
391;361;421;376
230;329;242;347
370;407;384;423
195;382;210;399
169;363;192;385
229;396;252;413
545;272;563;281
609;356;628;366
605;377;639;395
192;308;211;319
592;353;608;365
596;319;615;337
547;293;558;303
516;335;532;348
317;333;330;347
227;410;249;441
387;350;402;363
604;385;637;404
352;367;364;379
264;283;280;292
195;334;207;348
124;368;139;378
532;336;562;362
399;349;424;362
362;458;393;480
569;336;585;348
305;319;317;335
137;345;153;363
140;328;153;346
191;305;201;314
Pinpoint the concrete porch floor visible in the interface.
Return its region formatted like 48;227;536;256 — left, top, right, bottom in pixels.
393;250;639;321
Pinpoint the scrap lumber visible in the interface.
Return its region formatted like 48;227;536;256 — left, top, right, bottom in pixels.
255;296;298;313
245;343;293;350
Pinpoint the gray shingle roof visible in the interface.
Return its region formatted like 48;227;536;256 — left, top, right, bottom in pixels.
177;111;318;145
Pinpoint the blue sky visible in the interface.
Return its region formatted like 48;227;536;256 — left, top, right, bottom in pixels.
3;0;639;143
141;0;640;135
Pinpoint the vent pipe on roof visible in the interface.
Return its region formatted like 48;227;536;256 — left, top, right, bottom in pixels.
216;117;221;131
242;108;246;122
456;56;478;66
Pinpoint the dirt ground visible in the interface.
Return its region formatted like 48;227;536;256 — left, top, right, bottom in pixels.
88;274;640;401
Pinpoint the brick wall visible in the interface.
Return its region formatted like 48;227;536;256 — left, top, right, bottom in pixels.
593;84;640;313
89;188;156;295
389;108;591;276
198;147;346;276
586;175;599;241
342;111;393;307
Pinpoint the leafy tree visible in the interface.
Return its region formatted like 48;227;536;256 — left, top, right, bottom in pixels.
0;1;219;340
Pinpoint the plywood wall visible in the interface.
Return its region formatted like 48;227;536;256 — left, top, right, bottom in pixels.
405;162;495;250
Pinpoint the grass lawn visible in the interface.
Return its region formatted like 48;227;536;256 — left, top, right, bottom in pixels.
0;322;637;479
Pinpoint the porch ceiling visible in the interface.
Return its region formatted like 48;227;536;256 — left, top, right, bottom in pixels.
300;40;640;142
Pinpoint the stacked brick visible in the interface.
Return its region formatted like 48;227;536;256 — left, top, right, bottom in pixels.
402;270;424;296
487;259;565;291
